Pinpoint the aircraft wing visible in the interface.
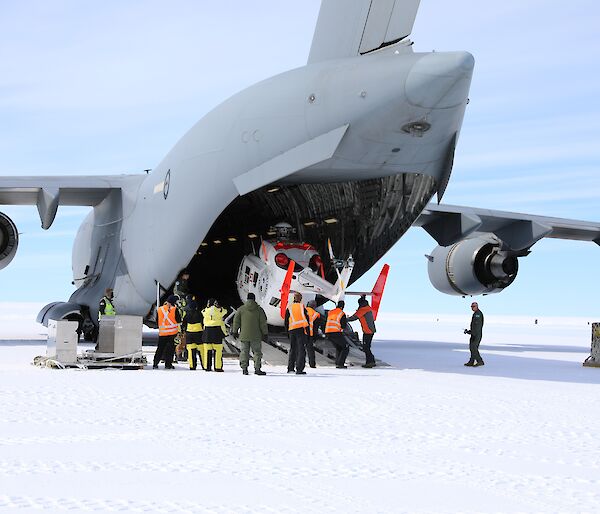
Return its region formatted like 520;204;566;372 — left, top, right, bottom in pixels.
414;203;600;251
0;175;142;229
308;0;421;64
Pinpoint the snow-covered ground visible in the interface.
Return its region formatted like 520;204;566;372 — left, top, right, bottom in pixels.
2;301;597;343
1;316;600;513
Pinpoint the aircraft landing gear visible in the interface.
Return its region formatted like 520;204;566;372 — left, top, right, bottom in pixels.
81;318;98;342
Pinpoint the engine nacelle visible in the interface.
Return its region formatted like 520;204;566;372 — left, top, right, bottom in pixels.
0;212;18;270
428;236;519;296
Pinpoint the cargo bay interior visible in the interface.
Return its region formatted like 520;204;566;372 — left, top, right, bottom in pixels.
179;173;436;309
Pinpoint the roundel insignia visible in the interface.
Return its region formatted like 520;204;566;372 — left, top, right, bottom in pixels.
163;170;171;200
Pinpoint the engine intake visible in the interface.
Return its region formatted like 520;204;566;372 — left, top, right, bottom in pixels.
428;236;519;296
0;212;18;270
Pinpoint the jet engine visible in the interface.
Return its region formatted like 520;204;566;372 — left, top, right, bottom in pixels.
427;235;519;296
0;212;18;270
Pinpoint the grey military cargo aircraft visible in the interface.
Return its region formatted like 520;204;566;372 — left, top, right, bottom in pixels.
1;0;599;339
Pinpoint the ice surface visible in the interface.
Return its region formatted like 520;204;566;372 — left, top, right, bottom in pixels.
1;314;600;513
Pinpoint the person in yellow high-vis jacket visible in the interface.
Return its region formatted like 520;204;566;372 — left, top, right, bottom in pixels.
98;288;116;320
183;299;203;370
201;299;228;372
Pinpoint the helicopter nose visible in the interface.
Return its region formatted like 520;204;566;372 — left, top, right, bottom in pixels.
405;51;474;109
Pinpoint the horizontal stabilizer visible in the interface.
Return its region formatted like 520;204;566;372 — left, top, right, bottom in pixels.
416;203;600;249
309;0;421;63
0;175;144;229
233;125;349;196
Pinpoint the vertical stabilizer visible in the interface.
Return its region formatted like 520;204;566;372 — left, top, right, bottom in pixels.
308;0;421;64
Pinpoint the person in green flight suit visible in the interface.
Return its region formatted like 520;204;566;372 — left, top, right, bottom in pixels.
464;301;484;367
173;270;190;307
232;293;268;375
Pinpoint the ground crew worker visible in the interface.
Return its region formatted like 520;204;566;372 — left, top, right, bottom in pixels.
98;288;116;320
173;271;190;306
174;293;193;362
202;299;228;372
325;300;350;369
347;295;377;368
464;302;485;367
232;293;268;375
153;295;181;369
284;292;309;374
305;300;321;368
183;299;203;370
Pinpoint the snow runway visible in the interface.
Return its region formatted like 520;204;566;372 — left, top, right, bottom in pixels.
1;335;599;513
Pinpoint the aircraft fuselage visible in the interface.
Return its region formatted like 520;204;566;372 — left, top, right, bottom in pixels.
70;47;474;321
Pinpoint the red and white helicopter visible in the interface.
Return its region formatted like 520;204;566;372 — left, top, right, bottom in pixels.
236;222;389;326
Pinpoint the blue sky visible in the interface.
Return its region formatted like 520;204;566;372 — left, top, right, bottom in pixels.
1;1;599;319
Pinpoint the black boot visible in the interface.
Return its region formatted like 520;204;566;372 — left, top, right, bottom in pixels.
205;350;213;371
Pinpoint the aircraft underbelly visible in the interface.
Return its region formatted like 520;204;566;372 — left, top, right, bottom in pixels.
120;51;472;316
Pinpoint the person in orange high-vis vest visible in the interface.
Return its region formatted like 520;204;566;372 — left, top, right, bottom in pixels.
325;300;350;368
153;295;181;369
284;292;309;374
305;300;322;368
348;296;377;368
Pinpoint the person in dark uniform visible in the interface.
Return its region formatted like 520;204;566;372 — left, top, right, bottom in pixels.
284;292;309;374
183;299;203;370
464;302;485;367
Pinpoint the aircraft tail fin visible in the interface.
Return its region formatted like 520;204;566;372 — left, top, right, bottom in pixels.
345;263;390;319
308;0;421;64
370;264;390;320
280;260;296;319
